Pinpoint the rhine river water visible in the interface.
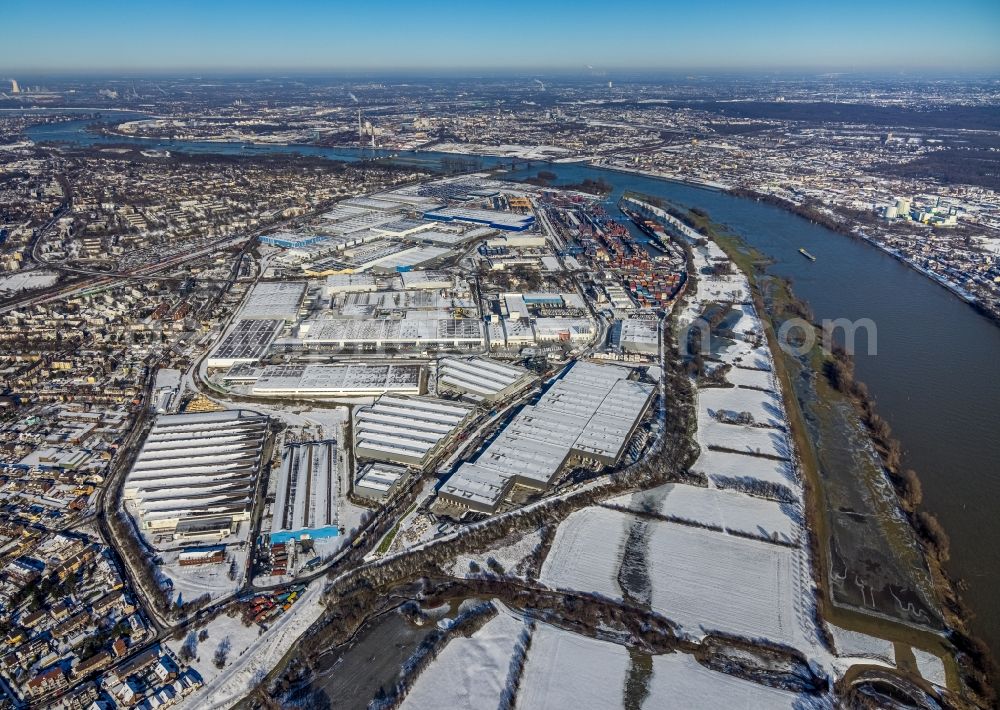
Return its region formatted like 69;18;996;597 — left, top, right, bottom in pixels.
26;117;1000;663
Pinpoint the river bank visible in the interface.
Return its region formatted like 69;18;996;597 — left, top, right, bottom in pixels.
722;187;998;325
656;200;995;704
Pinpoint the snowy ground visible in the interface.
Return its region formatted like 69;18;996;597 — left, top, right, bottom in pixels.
162;543;249;604
691;448;799;489
518;620;630;710
726;366;775;391
699;386;787;429
539;506;627;600
0;269;58;294
912;647;947;687
613;483;800;544
696;415;791;461
646;652;806;709
374;480;449;561
828;625;895;665
643;518;814;649
445;528;544;579
540;495;817;651
727;303;764;336
237;400;347;439
722;343;775;371
401;604;526;709
172;582;327;710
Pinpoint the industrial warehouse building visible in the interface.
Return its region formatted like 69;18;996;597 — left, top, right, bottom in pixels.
439;361;653;514
260;233;326;249
206;318;283;368
249;363;422;398
336;288;471;313
239;281;307;321
437;356;534;402
415;229;487;247
123;410;268;542
152;368;181;414
354;395;474;469
486;233;547;248
424;206;535;232
613;318;660;355
371;218;435;238
399;270;454;290
354;462;409;501
300;317;484;350
324;273;379;296
269;440;339;544
332;241;455;273
533;318;594;343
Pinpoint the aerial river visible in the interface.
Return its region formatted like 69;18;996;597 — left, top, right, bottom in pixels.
26;117;1000;662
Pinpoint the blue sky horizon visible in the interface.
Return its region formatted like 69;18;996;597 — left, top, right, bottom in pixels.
2;0;999;73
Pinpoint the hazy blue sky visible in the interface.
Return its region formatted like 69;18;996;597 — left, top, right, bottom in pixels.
2;0;999;73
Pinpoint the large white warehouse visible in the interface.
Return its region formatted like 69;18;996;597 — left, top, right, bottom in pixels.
123;410;268;542
439;361;653;514
354;395;474;468
301;317;484;350
251;363;423;398
437;356;534;402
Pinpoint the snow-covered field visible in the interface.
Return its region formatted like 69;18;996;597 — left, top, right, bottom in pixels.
614;483;799;544
696;415;791;460
727;303;763;336
401;605;526;709
643;519;811;648
912;647;947;687
722;343;774;371
699;386;786;429
646;652;805;709
539;506;626;600
725;366;775;390
0;269;58;294
691;448;798;489
518;621;630;710
541;504;815;651
828;625;895;664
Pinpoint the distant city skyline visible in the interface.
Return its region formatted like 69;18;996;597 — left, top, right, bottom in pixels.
2;0;999;73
